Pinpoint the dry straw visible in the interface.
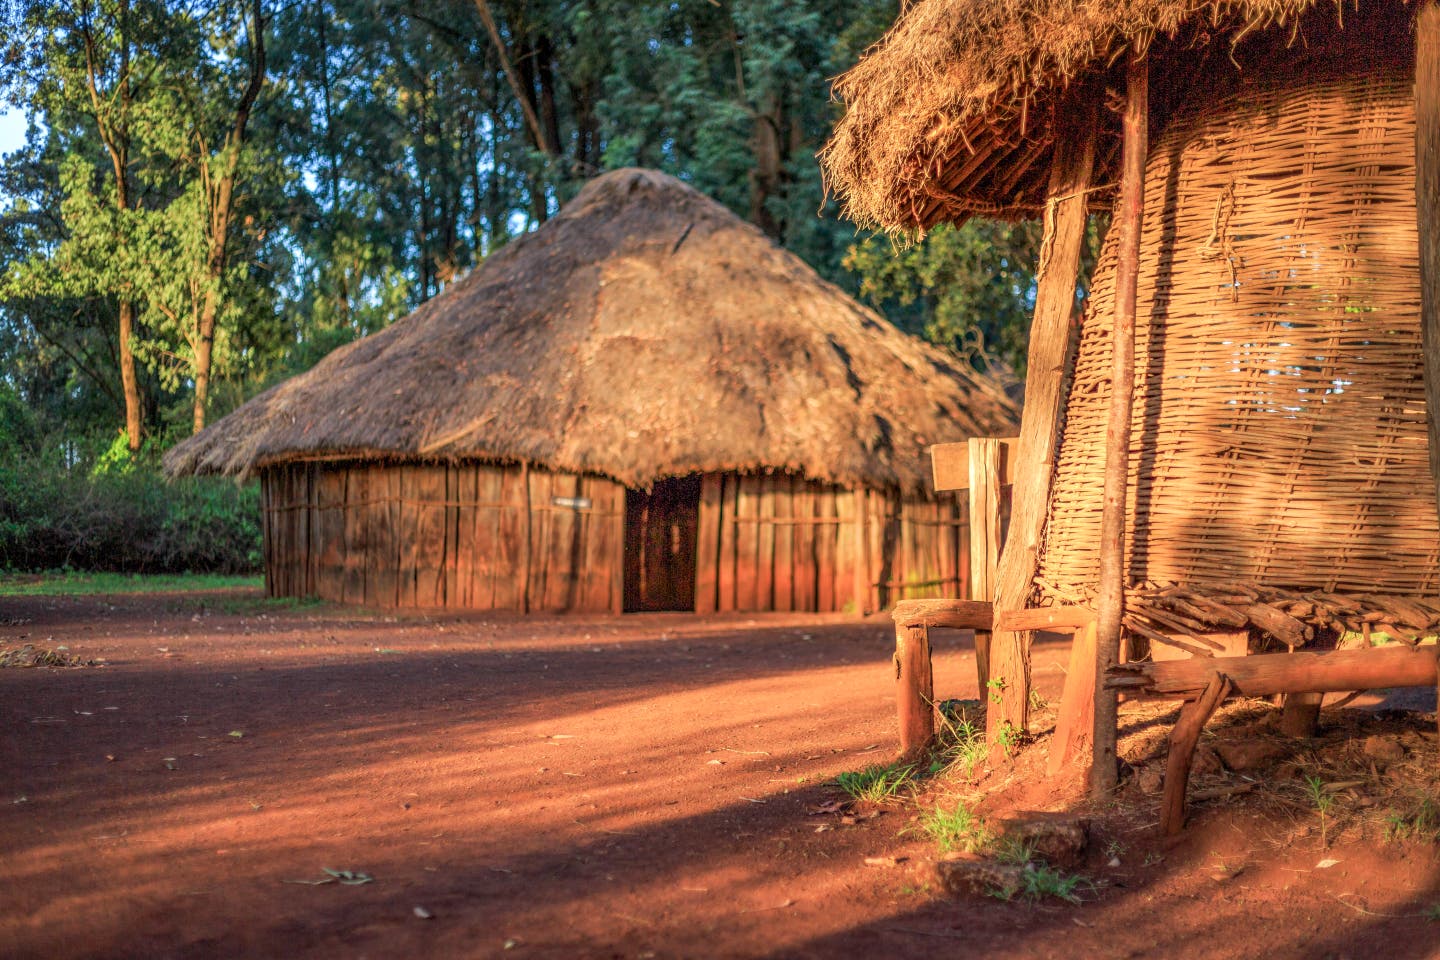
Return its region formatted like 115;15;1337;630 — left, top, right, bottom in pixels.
164;169;1019;493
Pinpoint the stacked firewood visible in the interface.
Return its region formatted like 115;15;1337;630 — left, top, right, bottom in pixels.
1123;582;1440;656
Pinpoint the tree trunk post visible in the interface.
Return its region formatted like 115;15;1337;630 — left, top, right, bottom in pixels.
986;89;1098;750
1161;673;1232;835
1091;49;1149;799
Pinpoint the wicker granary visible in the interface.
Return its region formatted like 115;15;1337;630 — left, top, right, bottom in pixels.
165;168;1019;614
824;1;1440;784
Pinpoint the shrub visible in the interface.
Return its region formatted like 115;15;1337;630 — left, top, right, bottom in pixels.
0;439;260;574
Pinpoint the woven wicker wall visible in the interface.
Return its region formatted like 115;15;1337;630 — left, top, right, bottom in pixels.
1038;52;1440;602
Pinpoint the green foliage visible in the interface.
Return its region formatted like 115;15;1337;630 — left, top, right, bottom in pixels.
989;863;1091;905
0;445;261;574
0;571;260;597
833;761;916;803
917;800;992;854
1304;774;1335;848
1383;794;1440;844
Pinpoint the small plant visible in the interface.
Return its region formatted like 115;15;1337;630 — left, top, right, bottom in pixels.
1428;903;1440;923
987;863;1090;904
986;677;1007;705
1382;795;1440;843
1029;689;1048;712
917;800;992;854
1304;775;1335;848
992;834;1034;865
994;721;1021;760
833;762;915;803
937;713;989;779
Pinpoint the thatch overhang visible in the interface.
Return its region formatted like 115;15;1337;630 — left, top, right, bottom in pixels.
821;0;1379;234
165;168;1019;493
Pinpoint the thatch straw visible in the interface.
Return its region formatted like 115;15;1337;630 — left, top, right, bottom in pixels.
821;0;1363;232
164;169;1019;493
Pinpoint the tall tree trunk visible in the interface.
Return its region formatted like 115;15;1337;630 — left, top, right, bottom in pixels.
191;0;266;434
118;299;142;449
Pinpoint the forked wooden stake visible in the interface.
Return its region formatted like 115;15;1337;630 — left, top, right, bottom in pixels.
1161;672;1232;835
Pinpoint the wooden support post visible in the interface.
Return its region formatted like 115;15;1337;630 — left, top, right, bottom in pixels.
895;622;936;758
1418;0;1440;522
987;90;1099;749
520;459;533;614
1091;50;1148;799
968;437;1002;690
1048;620;1098;777
1161;673;1232;836
1279;691;1323;738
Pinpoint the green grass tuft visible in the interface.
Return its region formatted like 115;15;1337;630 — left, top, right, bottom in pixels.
833;762;916;803
917;800;992;854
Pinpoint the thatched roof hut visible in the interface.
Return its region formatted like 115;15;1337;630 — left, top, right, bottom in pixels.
823;0;1440;752
168;168;1019;614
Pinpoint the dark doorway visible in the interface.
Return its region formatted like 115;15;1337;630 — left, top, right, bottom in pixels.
624;474;702;612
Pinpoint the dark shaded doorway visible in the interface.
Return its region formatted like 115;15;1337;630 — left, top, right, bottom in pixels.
624;475;702;612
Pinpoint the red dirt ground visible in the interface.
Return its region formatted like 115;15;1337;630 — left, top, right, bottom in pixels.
1;591;1437;959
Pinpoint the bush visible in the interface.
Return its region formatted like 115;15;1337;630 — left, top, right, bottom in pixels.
0;439;260;574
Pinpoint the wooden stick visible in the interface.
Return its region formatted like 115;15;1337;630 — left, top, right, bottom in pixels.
894;622;936;757
1107;645;1440;699
987;87;1099;746
997;605;1096;633
1419;0;1440;523
1162;672;1232;835
1048;620;1098;776
1092;50;1148;800
521;459;532;614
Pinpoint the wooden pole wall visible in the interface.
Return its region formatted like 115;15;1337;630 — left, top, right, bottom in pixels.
1418;1;1440;521
968;437;1002;689
987;91;1099;746
1091;51;1149;799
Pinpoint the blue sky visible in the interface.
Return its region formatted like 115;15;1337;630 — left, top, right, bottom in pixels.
1;106;29;156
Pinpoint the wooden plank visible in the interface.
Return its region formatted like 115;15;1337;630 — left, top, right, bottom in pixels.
474;463;504;609
997;606;1096;633
375;467;401;608
415;466;446;607
443;464;459;607
987;89;1099;746
492;464;524;612
341;467;367;605
756;475;776;610
932;438;1018;491
306;463;321;596
816;487;838;612
891;598;994;631
835;487;857;614
795;481;817;611
1092;53;1148;798
716;475;738;611
694;473;723;613
732;475;756;610
396;466;419;606
316;466;345;602
1420;0;1440;521
773;475;794;612
1048;620;1099;777
545;472;581;611
857;489;874;615
453;463;476;607
260;470;273;597
1150;630;1247;662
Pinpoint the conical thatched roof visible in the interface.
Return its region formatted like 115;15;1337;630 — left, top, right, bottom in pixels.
165;168;1018;493
821;0;1371;233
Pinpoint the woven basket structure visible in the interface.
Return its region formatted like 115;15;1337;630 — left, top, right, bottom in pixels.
1037;49;1440;632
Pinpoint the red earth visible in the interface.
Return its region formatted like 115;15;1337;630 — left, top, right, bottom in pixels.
1;590;1437;959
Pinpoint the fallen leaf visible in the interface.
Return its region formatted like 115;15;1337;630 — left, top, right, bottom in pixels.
228;730;244;738
1317;859;1340;869
413;906;433;919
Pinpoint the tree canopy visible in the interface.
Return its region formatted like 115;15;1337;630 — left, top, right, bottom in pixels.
0;0;1054;454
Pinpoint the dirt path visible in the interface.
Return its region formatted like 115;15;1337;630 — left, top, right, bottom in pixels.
1;593;1436;959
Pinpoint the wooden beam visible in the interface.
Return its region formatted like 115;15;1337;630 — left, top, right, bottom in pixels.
1107;645;1440;699
1091;51;1148;799
997;605;1095;633
987;88;1099;748
1419;0;1440;523
930;438;1017;491
892;598;994;631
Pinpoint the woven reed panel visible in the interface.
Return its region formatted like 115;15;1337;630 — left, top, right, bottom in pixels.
1038;58;1440;601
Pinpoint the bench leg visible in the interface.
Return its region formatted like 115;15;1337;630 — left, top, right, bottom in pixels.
1162;672;1231;835
895;622;935;758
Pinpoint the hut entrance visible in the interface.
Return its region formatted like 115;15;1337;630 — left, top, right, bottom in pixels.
624;475;702;612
